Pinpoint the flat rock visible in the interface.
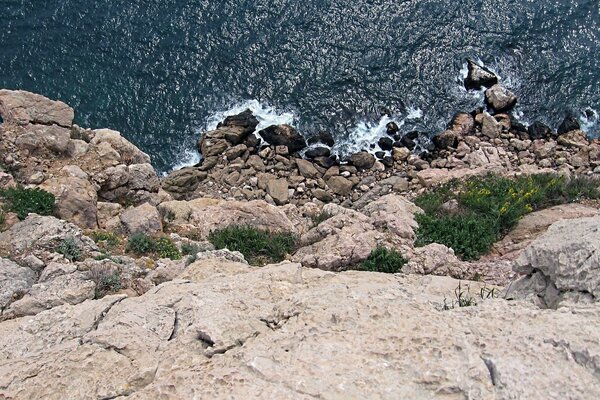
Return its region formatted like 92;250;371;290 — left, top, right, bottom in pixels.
120;203;163;235
0;89;74;127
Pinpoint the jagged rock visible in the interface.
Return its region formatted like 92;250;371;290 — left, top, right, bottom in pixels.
90;129;151;164
361;194;421;240
16;124;72;154
558;113;581;135
119;203;163;235
327;176;354;196
481;112;502;139
295;159;321;179
128;163;160;192
485;84;517;112
350;151;376;170
404;244;468;278
224;143;248;160
432;130;460;150
510;215;600;308
464;59;498;90
0;89;74;127
198;130;230;157
265;178;289;205
0;258;36;311
0;215;97;261
557;130;589;149
259;124;306;153
528;121;554;140
217;109;259;138
162;167;208;197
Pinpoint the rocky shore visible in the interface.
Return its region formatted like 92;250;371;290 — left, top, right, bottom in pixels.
1;81;600;399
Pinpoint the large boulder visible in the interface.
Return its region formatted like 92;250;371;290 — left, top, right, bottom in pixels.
509;215;600;308
90;129;151;165
464;59;498;90
217;109;259;140
485;84;517;113
0;263;597;399
557;113;581;135
265;178;289;205
527;121;554;140
0;258;36;311
0;90;74;127
119;203;163;235
258;124;306;153
350;151;376;170
162;167;208;198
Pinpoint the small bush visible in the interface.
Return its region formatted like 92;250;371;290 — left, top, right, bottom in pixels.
90;265;122;299
208;226;298;266
155;237;182;260
91;231;121;248
57;236;82;261
181;242;200;256
0;210;5;226
127;233;155;255
357;247;407;273
0;186;55;220
311;211;333;227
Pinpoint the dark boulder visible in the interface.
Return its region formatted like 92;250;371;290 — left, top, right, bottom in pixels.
380;156;394;168
386;121;400;136
558;114;581;135
313;155;338;169
375;151;386;159
307;131;335;147
432;130;460;150
509;116;529;139
399;131;420;150
528;121;554;140
305;147;331;159
464;59;498;90
244;134;261;150
378;137;394;151
259;124;307;153
218;109;259;133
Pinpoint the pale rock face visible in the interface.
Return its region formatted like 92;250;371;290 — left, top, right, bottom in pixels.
485;84;517;112
493;203;598;259
481;111;502;139
119;202;163;235
0;262;598;399
265;178;289;205
510;215;600;308
160;199;296;239
1;272;96;320
0;89;74;127
0;215;98;261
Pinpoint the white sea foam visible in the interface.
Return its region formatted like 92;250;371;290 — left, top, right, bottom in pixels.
580;107;599;135
332;107;424;157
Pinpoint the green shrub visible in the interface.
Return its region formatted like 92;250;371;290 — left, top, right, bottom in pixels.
357;247;407;273
91;231;121;248
126;233;155;255
180;242;200;255
57;236;82;262
0;210;5;226
155;237;182;260
415;173;600;260
0;186;55;220
311;211;333;227
208;226;298;266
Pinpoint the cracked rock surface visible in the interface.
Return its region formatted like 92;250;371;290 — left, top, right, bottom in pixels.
1;261;599;399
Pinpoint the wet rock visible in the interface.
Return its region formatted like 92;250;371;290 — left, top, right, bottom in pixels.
386;121;400;135
307;131;335;147
463;59;498;90
217;109;259;138
259;125;307;153
304;147;331;159
557;113;581;135
432;130;460;150
528;121;554;140
378;137;394;151
0;89;75;127
485;84;517;112
350;151;376;170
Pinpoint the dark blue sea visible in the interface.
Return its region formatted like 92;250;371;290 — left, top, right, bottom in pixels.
1;0;599;172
